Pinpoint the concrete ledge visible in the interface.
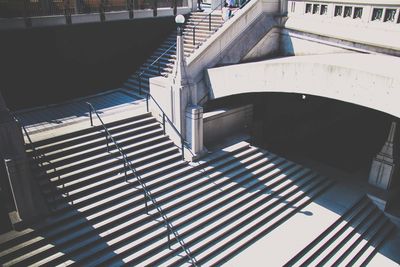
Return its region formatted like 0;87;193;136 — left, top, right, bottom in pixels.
204;104;253;146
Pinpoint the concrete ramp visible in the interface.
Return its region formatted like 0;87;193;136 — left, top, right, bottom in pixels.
206;53;400;118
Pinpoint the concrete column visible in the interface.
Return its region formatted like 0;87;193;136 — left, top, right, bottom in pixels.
185;105;206;160
368;121;397;191
169;16;204;160
170;19;191;134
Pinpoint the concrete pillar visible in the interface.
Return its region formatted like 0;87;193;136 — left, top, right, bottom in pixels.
185;105;206;160
368;121;397;191
170;18;191;134
169;16;204;160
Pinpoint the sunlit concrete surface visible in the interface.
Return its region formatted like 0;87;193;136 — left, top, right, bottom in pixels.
226;162;400;266
207;53;400;118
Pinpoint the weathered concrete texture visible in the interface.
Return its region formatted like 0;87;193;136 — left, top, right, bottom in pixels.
369;122;397;191
204;104;253;146
206;53;400;118
281;29;400;57
280;29;355;56
285;1;400;54
242;27;281;62
217;15;280;64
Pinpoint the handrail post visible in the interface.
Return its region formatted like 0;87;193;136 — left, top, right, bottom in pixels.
106;132;109;153
162;114;166;135
124;160;127;179
144;190;148;214
89;105;93;126
158;60;161;75
167;224;171;249
193;27;195;45
146;94;149;112
181;136;184;160
209;13;211;31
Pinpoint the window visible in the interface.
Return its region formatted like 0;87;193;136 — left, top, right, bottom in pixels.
384;9;396;22
334;6;343;17
305;3;312;14
372;8;383;21
313;4;320;14
320;5;328;15
353;7;363;19
344;6;352;18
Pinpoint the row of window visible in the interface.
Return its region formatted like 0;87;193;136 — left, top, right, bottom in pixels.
302;3;400;23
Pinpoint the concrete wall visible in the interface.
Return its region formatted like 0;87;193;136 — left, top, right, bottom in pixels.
280;29;355;56
206;53;400;118
204;104;253;146
280;28;400;56
285;0;400;55
242;27;281;61
186;0;282;105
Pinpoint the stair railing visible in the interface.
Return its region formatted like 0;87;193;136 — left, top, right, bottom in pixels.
190;2;224;47
10;113;69;207
135;42;177;95
145;93;190;161
87;102;197;266
190;0;251;48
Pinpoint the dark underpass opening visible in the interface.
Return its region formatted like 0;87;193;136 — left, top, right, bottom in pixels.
204;92;394;176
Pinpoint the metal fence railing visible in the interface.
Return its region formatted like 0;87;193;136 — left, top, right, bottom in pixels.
0;0;188;19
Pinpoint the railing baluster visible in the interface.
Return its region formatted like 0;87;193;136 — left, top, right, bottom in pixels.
193;27;195;45
162;113;166;135
209;13;211;31
146;93;149;112
106;132;109;153
181;135;184;160
167;224;171;249
89;105;93;126
144;190;148;214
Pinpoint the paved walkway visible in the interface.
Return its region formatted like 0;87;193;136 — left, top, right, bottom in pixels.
14;88;146;142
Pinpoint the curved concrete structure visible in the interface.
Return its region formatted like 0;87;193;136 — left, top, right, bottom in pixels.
206;53;400;118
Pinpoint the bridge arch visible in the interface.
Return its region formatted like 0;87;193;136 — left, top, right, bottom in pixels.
206;53;400;118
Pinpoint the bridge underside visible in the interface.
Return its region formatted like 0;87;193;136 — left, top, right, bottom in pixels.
206;53;400;118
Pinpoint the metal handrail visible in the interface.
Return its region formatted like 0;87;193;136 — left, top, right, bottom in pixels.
190;0;251;47
87;102;197;266
145;93;190;160
136;41;177;94
10;113;69;206
190;1;224;46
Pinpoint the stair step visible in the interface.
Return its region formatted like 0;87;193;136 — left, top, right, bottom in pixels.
26;113;151;150
0;142;250;266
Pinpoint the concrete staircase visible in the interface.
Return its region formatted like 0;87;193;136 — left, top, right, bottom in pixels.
122;11;224;94
0;111;337;266
284;196;397;267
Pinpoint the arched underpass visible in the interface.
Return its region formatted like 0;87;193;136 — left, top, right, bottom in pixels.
204;92;394;176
